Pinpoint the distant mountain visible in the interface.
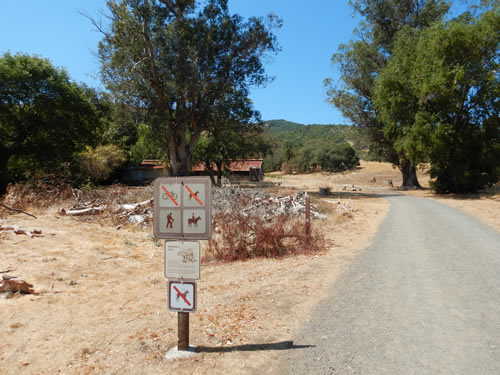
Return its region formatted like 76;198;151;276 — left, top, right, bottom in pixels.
262;119;375;171
264;119;351;144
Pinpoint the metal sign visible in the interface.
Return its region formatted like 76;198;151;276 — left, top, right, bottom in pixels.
153;177;212;240
168;280;197;313
164;241;200;280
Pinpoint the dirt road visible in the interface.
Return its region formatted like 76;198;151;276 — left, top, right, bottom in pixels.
280;195;500;374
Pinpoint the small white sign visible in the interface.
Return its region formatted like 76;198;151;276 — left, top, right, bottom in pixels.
168;280;196;312
164;241;200;280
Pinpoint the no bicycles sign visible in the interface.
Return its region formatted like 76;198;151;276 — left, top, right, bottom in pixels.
153;177;212;240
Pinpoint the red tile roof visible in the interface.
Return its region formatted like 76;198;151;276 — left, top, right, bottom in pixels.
139;160;166;170
191;159;263;172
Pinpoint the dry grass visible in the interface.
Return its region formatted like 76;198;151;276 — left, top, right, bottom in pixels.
265;160;431;191
0;170;388;374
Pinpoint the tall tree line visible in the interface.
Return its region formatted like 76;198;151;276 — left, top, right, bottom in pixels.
326;0;499;192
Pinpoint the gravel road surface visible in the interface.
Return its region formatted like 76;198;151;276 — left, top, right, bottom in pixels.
281;195;500;374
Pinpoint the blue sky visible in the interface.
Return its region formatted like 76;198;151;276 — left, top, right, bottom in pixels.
1;0;361;125
0;1;472;125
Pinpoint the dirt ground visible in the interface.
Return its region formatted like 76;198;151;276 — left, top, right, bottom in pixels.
0;161;497;374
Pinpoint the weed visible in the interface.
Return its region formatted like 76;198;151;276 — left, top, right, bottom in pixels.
206;201;324;262
124;239;136;247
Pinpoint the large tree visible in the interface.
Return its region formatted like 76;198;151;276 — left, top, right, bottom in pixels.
325;0;450;188
374;10;500;193
93;0;280;176
0;53;104;193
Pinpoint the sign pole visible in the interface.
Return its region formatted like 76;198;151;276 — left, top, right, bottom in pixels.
305;193;311;239
178;312;189;350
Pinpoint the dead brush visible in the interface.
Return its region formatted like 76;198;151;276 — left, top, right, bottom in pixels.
206;209;324;262
2;173;73;210
75;184;153;206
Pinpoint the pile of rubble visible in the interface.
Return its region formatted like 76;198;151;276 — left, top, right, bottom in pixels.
56;186;326;228
212;187;326;220
0;224;42;237
58;197;153;228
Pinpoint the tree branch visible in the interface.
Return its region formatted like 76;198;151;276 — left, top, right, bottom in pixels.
0;204;37;219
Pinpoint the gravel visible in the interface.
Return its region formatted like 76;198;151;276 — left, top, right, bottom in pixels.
280;195;500;374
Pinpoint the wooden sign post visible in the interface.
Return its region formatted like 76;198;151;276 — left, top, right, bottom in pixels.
305;192;311;239
178;312;189;351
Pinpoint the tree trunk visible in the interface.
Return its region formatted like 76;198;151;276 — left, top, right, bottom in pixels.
166;121;202;177
0;150;10;195
399;161;422;189
169;148;191;177
168;129;191;177
215;161;223;187
204;161;216;185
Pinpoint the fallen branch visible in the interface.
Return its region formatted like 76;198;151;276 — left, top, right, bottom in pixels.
0;203;37;219
121;198;153;211
0;275;36;295
0;269;16;274
101;256;118;261
59;206;105;216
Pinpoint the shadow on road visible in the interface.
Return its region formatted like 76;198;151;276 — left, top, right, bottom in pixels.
196;340;315;353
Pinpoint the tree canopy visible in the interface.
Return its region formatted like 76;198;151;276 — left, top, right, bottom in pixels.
326;0;451;187
0;53;106;193
374;10;500;193
94;0;280;176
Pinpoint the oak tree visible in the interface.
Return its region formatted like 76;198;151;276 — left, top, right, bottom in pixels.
325;0;450;188
93;0;280;177
374;10;500;193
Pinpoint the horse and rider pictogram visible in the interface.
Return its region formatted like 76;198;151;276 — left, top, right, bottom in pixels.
188;213;202;228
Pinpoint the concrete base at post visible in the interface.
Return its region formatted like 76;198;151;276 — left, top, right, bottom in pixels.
165;345;198;360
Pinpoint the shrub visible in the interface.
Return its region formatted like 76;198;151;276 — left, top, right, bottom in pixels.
206;203;324;262
429;119;500;194
78;144;126;184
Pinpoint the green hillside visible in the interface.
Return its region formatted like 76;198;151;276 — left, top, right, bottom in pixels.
262;119;370;173
265;119;350;142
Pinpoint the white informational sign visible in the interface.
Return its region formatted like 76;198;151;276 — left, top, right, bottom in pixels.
164;241;200;280
168;280;197;313
153;177;212;240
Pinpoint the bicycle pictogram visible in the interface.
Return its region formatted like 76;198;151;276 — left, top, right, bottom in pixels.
162;191;178;201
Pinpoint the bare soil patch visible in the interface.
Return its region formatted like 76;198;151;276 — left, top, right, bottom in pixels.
266;161;431;191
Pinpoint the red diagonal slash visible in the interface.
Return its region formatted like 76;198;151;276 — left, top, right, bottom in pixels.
185;184;203;206
173;285;191;306
161;185;179;206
